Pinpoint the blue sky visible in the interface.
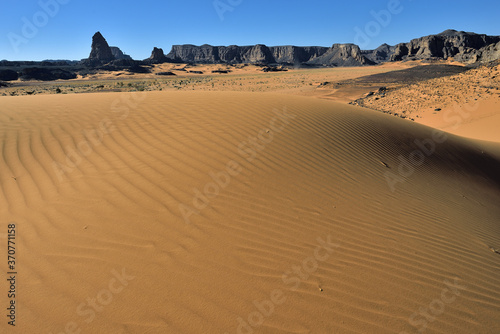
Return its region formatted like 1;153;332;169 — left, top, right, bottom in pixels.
1;0;499;61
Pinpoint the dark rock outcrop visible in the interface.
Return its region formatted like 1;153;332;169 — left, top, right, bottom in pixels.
390;30;500;63
108;58;137;67
76;29;499;69
20;67;77;81
40;60;73;66
96;59;148;73
89;31;114;62
262;65;288;72
3;29;497;84
240;44;275;63
215;44;275;63
81;32;145;71
110;47;132;60
362;44;396;63
81;32;115;66
144;47;169;64
166;44;282;64
165;43;371;66
166;44;217;63
127;64;151;73
476;41;500;63
0;69;19;81
156;71;176;76
306;44;375;66
270;46;329;65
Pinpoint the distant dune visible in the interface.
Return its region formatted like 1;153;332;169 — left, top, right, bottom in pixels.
1;91;499;333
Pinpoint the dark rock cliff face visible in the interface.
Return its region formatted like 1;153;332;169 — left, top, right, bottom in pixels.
81;32;144;70
476;41;500;63
165;44;276;63
110;47;132;60
0;69;19;81
240;44;275;63
19;68;77;81
80;30;500;69
306;44;374;66
165;44;372;66
166;44;219;63
390;30;500;63
88;32;114;63
362;44;396;63
270;46;329;65
145;47;169;64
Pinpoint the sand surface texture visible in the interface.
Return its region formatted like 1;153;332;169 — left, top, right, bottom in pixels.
1;91;499;333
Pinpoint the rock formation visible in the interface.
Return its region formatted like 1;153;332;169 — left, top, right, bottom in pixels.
68;30;500;71
362;44;396;63
0;69;19;81
81;32;115;66
165;43;371;66
270;46;329;65
166;44;220;63
79;30;499;68
390;30;500;63
240;44;275;63
144;47;169;64
88;32;114;62
476;41;500;63
19;67;77;81
306;44;374;66
110;47;132;60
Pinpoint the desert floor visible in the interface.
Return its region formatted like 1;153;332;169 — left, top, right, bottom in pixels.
1;63;500;333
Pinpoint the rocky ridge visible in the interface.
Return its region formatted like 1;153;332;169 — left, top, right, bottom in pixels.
79;30;500;68
164;44;374;66
390;30;500;63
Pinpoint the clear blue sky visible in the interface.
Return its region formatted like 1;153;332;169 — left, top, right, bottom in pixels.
1;0;499;61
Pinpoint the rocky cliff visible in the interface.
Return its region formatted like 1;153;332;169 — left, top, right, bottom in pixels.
165;44;277;64
270;46;329;65
110;47;132;60
306;44;374;66
86;32;114;65
164;43;372;66
362;44;396;63
476;41;500;63
390;30;500;63
82;30;500;68
162;31;500;66
144;47;169;64
81;32;141;69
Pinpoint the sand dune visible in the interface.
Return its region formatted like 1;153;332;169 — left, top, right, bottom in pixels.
1;91;500;333
357;62;500;143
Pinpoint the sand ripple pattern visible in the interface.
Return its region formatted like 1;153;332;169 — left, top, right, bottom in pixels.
0;91;499;333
